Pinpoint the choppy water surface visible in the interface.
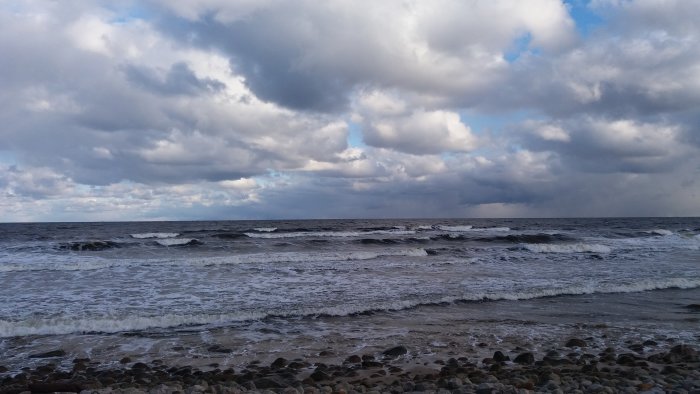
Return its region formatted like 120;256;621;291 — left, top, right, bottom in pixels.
0;218;698;371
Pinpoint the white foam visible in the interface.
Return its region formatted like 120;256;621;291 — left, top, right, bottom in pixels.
468;277;700;301
244;229;416;238
437;225;510;232
648;229;673;236
1;276;698;337
130;232;179;239
437;225;473;231
0;248;429;272
253;227;277;232
415;225;435;230
522;243;612;253
156;238;197;246
0;258;115;272
0;312;267;337
198;248;429;266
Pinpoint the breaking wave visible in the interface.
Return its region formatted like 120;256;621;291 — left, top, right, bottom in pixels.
436;225;510;232
57;240;123;251
130;233;179;239
437;225;473;231
475;234;573;244
522;243;612;253
244;229;416;239
648;229;673;236
155;238;202;247
252;227;277;232
0;248;429;272
210;232;246;239
2;277;697;337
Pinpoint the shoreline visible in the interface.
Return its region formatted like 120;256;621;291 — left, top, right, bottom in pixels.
2;335;698;393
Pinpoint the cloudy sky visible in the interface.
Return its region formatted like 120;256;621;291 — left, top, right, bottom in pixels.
1;0;699;221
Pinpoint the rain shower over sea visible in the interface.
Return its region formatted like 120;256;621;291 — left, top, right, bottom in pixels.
1;218;699;373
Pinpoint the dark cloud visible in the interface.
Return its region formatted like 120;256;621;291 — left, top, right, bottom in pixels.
154;12;355;112
0;1;699;220
124;62;226;96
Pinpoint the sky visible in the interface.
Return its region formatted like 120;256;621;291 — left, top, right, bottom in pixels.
1;0;699;221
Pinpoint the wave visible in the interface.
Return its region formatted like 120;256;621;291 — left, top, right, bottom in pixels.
244;229;416;239
57;240;122;251
437;225;472;231
0;248;429;272
466;277;700;301
0;312;268;337
470;227;511;232
436;225;510;232
252;227;277;232
358;226;401;232
197;248;430;265
648;229;673;236
3;277;697;337
353;237;432;245
475;234;572;244
155;238;202;247
356;238;400;245
431;234;467;241
130;233;179;239
210;232;246;239
522;243;611;253
0;258;116;273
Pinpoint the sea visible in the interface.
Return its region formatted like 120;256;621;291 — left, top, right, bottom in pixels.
0;218;699;373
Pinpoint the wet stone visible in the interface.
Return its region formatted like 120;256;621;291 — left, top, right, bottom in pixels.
271;357;288;369
29;349;66;359
309;370;332;382
207;345;233;354
493;351;509;362
513;352;535;365
382;345;408;358
345;355;362;364
566;338;587;348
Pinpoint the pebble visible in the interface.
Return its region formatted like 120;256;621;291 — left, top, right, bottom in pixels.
1;343;698;394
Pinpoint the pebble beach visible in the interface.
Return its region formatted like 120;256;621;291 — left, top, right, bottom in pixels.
2;336;699;393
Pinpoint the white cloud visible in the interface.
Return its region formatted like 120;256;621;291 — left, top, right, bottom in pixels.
363;109;478;155
0;1;699;220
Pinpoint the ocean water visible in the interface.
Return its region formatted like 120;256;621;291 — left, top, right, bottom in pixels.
0;218;699;371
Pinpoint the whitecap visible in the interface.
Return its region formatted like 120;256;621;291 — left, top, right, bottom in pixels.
437;225;473;232
130;233;179;239
522;243;611;253
155;238;199;246
0;248;428;272
467;277;700;301
252;227;277;232
648;229;673;236
437;225;510;232
244;229;416;239
0;312;267;337
2;276;698;337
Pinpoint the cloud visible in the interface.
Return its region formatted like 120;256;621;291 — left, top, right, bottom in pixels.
124;62;226;96
355;90;478;155
0;1;699;221
521;117;692;174
151;0;577;112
